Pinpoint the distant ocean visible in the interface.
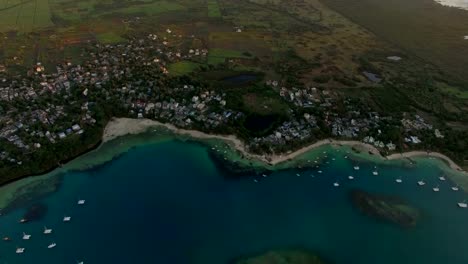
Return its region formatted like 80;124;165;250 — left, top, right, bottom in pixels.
0;138;467;264
435;0;468;10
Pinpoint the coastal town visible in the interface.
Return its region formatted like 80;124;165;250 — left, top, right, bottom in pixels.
0;29;463;182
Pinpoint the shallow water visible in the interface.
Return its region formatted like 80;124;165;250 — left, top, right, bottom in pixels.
436;0;468;10
0;140;467;264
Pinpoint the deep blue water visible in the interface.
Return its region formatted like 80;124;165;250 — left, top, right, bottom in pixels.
0;140;467;264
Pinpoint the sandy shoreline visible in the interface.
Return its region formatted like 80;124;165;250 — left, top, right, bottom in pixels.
103;118;466;173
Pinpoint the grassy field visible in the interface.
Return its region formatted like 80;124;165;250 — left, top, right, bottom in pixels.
96;32;125;44
207;0;222;18
168;61;201;76
207;48;253;64
0;0;53;32
321;0;468;83
439;83;468;99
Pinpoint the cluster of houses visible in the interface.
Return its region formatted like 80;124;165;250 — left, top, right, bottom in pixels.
0;31;227;165
251;114;318;148
0;29;449;167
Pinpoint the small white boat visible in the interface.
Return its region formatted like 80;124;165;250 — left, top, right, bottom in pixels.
43;226;52;234
77;199;86;205
22;232;31;240
333;182;340;187
433;186;440;192
318;170;323;174
417;181;426;186
458;201;467;208
63;216;71;222
439;176;446;181
296;173;301;177
395;178;402;183
262;174;267;178
348;175;354;180
16;247;25;254
253;179;258;183
332;158;336;161
372;171;379;176
77;261;84;264
47;242;56;249
452;186;459;191
353;166;360;170
344;156;348;159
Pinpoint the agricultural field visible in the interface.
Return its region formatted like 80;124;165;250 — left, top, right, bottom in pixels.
0;0;53;33
207;48;253;64
322;0;468;83
168;61;201;76
207;0;222;18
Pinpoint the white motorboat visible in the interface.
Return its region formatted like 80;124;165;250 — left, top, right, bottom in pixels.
43;226;52;234
16;247;25;254
22;232;31;240
47;242;56;249
458;201;467;208
417;181;426;186
63;216;71;222
77;199;86;205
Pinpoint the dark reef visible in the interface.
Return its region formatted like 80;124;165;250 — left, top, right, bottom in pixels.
2;174;63;214
349;189;420;228
232;248;328;264
22;203;48;222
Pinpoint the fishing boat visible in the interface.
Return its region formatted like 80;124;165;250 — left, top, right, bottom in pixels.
348;175;354;180
417;181;426;186
296;173;301;177
43;226;52;234
333;182;340;187
3;236;11;242
372;171;379;176
63;216;71;222
439;176;446;181
253;179;258;183
353;166;360;171
22;232;31;240
395;178;403;183
77;199;86;205
16;247;25;254
19;218;28;223
318;170;323;174
433;185;440;192
47;242;57;249
452;186;459;191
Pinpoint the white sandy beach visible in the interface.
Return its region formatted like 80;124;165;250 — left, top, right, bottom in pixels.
103;118;466;173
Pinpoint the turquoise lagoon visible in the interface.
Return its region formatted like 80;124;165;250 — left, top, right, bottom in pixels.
0;131;467;264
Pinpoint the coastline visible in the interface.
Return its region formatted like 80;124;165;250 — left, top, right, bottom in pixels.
103;117;467;173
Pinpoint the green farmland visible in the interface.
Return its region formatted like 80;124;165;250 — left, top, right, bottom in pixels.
0;0;53;33
207;0;221;18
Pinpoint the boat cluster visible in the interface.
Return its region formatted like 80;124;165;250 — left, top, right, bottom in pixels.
253;152;468;209
3;199;86;264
